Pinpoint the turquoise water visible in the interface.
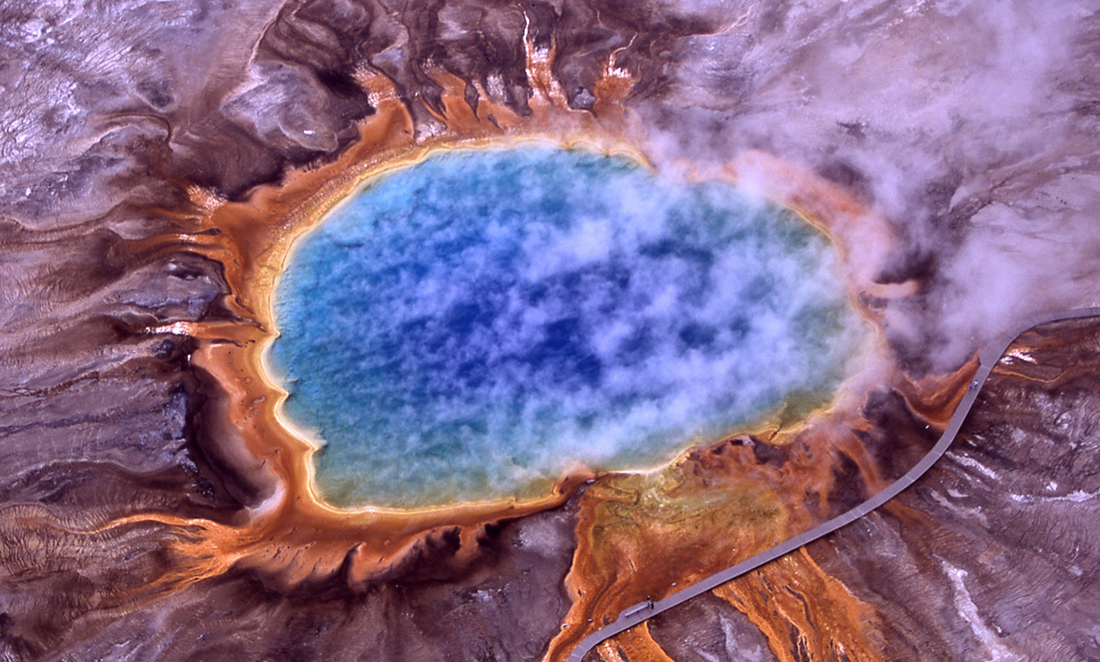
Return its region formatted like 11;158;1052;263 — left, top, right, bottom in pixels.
269;147;866;509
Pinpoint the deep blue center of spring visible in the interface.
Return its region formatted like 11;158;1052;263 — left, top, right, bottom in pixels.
269;147;863;508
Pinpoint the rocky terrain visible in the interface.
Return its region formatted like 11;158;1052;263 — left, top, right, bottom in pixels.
2;0;1099;660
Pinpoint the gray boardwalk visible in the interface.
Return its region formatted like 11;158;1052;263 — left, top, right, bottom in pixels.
567;307;1100;662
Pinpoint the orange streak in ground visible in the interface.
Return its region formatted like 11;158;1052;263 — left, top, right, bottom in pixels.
595;623;678;662
712;549;882;662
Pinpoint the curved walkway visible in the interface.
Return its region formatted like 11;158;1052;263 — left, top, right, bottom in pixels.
567;307;1100;662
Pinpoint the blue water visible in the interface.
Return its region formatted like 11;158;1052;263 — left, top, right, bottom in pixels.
269;147;865;509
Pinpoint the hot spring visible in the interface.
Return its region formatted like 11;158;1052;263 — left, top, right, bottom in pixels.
268;147;868;509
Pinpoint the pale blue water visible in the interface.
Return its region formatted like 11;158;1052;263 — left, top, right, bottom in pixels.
269;147;866;509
